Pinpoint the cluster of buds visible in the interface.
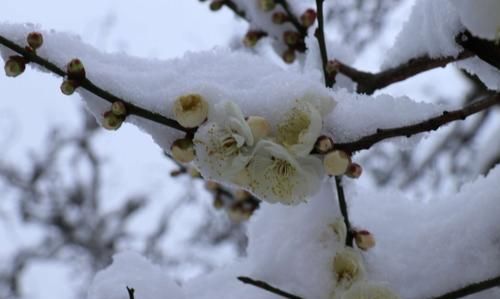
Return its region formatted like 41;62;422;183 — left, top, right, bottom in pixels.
60;58;86;96
314;135;363;178
227;190;260;222
4;32;45;78
102;101;127;130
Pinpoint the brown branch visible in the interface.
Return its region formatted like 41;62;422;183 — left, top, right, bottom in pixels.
335;30;500;95
0;34;190;134
335;176;353;247
237;276;304;299
314;0;335;88
222;1;246;19
334;51;473;95
126;287;135;299
275;0;307;36
430;275;500;299
335;93;500;153
456;31;500;70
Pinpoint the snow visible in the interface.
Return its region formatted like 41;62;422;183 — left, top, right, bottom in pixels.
0;23;447;153
349;165;500;299
450;0;500;41
382;0;463;69
88;251;184;299
88;165;500;299
382;0;500;91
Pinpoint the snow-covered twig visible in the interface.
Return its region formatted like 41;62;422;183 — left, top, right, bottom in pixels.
335;93;500;153
333;51;473;94
0;34;190;134
456;31;500;70
431;274;500;299
237;276;303;299
126;287;135;299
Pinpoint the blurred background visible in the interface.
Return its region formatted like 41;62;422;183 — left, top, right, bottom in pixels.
0;1;498;298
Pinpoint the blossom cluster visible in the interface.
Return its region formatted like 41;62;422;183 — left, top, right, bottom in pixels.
193;94;334;204
167;91;359;204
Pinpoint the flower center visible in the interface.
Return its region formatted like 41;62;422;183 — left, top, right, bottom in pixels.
277;108;310;148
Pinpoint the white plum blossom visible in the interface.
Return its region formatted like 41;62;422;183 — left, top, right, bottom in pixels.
193;101;255;180
245;140;323;204
333;248;365;289
276;101;322;156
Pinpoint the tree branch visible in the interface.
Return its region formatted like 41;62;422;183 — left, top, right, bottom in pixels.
334;51;473;95
275;0;307;36
335;30;500;95
314;0;334;88
335;176;353;247
237;276;303;299
335;93;500;153
126;287;135;299
0;34;190;134
430;275;500;299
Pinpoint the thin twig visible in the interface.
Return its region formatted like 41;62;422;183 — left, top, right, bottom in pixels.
456;31;500;70
0;34;190;134
430;275;500;299
126;287;135;299
335;176;353;247
237;276;304;299
335;94;500;153
275;0;307;36
335;30;500;95
314;0;335;88
223;0;246;19
334;51;473;94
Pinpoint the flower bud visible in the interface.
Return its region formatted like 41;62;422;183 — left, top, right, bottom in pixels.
213;196;224;209
282;48;296;64
102;111;124;130
324;150;351;176
4;56;26;77
27;32;43;50
246;116;271;141
243;31;266;48
354;230;376;251
234;189;251;201
173;94;209;128
258;0;276;12
209;0;224;11
205;180;219;191
171;138;195;163
60;80;78;95
326;60;340;76
300;9;317;27
66;58;86;80
111;101;127;117
346;163;362;179
283;31;300;46
314;135;334;154
272;12;288;24
189;167;201;178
